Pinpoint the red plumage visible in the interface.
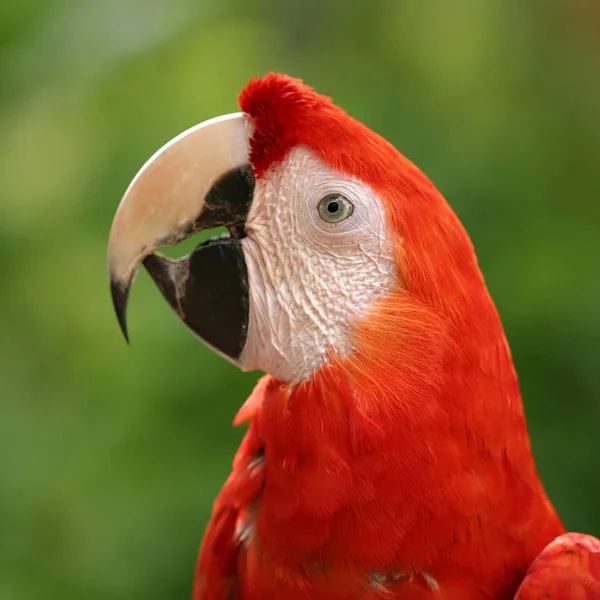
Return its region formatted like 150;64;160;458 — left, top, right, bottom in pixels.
195;74;598;599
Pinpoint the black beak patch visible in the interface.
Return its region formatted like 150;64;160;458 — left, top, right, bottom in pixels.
143;237;249;360
195;164;255;234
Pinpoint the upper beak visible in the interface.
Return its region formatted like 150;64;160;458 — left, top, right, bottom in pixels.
107;112;255;362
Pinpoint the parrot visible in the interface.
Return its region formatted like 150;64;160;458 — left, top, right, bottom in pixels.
106;73;600;599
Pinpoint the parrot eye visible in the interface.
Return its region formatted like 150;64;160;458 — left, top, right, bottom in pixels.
317;194;354;223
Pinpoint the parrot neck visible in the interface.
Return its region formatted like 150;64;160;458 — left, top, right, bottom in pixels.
247;285;564;590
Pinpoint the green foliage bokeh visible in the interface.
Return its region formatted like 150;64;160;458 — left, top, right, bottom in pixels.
1;1;599;598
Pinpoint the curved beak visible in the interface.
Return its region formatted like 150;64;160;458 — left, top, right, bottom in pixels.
107;112;255;362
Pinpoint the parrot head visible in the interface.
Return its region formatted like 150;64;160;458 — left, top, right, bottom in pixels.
108;73;501;393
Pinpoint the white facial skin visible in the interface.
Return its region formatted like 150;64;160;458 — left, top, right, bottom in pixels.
239;146;397;383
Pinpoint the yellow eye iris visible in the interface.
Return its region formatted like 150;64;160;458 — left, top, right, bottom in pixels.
317;194;354;223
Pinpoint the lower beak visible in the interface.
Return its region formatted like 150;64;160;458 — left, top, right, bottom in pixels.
107;113;255;362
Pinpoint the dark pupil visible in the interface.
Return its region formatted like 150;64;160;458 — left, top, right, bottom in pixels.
327;200;340;214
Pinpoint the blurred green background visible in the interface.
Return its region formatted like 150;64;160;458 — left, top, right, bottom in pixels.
1;0;599;598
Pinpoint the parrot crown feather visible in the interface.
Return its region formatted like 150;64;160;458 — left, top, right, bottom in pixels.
239;73;416;187
239;73;338;179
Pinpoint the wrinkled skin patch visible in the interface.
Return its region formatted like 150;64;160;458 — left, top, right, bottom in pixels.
239;147;397;382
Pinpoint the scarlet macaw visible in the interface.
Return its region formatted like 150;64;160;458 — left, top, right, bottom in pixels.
107;73;600;599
